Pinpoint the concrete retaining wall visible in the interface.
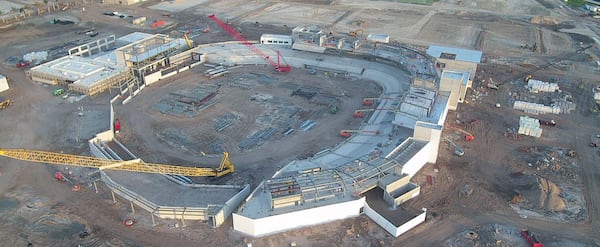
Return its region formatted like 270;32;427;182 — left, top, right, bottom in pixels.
364;202;427;237
395;208;427;237
221;184;251;222
233;197;365;237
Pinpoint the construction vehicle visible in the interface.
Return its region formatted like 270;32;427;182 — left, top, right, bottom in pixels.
16;60;30;68
202;23;211;33
353;108;395;118
184;32;193;49
443;139;464;157
53;88;65;96
520;228;543;247
0;148;235;177
208;14;291;72
349;29;364;38
362;97;401;106
538;119;556;127
330;105;338;114
0;99;12;109
114;119;121;134
339;129;380;138
445;125;475;141
591;134;600;147
486;77;499;90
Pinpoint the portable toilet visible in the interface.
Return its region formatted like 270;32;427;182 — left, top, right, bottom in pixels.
0;74;8;93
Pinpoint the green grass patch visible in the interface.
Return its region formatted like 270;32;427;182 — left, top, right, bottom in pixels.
564;0;587;7
376;0;439;5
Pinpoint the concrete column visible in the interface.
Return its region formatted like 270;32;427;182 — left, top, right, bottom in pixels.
130;201;135;213
151;212;156;226
93;181;98;193
111;191;116;203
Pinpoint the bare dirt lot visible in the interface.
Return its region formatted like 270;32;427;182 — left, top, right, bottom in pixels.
1;0;600;246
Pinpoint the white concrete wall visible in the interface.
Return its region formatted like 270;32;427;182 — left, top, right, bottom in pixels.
437;99;450;126
364;202;398;236
0;76;8;92
144;71;161;85
413;122;442;164
395;209;427;237
233;197;365;237
365;203;427;237
160;71;177;80
222;185;251;221
401;141;432;178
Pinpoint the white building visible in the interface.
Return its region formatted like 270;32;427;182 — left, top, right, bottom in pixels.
260;34;293;46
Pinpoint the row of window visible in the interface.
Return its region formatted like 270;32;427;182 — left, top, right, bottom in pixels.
261;39;291;44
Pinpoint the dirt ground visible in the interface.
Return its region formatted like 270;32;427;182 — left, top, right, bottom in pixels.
116;64;379;186
1;0;600;246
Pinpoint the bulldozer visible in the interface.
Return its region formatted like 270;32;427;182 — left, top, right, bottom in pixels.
0;98;12;109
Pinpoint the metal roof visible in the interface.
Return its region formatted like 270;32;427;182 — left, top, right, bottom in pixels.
427;45;482;63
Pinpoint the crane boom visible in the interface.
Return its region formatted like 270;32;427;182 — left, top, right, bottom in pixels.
0;149;234;177
184;32;193;49
208;14;291;72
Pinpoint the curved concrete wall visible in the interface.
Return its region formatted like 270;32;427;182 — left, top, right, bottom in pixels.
190;43;439;237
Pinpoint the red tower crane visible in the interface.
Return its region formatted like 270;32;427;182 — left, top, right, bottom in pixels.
208;14;291;72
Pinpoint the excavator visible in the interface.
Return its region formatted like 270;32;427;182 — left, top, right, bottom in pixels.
349;29;364;39
0;148;234;177
445;125;475;141
0;99;12;109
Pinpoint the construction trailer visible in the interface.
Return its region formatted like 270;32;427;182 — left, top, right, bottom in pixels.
260;34;293;46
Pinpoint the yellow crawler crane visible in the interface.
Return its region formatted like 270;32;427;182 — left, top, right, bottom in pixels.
0;149;234;177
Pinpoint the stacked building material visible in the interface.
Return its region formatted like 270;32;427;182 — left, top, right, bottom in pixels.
518;116;543;138
513;101;561;114
527;79;559;93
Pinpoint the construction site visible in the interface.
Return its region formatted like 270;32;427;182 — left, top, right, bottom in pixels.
0;0;600;246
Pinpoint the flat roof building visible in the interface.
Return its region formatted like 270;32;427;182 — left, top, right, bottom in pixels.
26;32;187;96
427;45;481;82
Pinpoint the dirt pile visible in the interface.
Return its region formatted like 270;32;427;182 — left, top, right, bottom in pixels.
537;176;566;211
510;173;565;211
